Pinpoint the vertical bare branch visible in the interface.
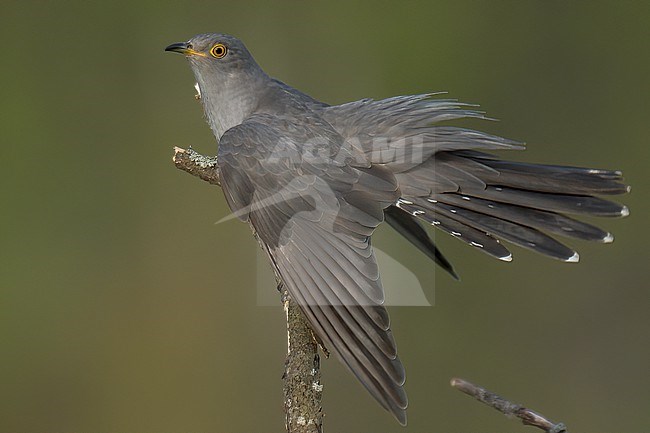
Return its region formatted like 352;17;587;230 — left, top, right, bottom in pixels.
282;288;323;432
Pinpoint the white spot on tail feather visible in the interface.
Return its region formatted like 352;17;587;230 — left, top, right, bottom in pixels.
500;254;513;262
566;252;580;263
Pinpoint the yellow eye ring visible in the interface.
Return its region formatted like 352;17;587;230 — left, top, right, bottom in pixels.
210;43;227;59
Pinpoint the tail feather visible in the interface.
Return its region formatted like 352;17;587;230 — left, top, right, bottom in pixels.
470;186;628;217
474;159;628;195
396;199;512;261
340;95;630;266
433;193;611;242
393;150;629;263
425;199;578;261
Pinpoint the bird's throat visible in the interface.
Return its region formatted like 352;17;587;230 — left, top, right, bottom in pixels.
195;73;264;141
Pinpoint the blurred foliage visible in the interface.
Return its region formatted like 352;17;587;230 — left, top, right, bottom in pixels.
1;1;648;432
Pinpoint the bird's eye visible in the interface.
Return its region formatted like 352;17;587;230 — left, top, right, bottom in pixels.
210;43;227;59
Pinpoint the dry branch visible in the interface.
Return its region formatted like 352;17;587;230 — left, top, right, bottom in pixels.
173;146;221;185
451;378;568;433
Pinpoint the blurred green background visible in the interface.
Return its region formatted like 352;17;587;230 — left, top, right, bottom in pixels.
1;1;648;432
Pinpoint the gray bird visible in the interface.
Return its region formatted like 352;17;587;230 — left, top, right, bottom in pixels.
165;33;629;425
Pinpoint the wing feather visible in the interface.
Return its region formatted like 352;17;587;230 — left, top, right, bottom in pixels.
218;116;408;424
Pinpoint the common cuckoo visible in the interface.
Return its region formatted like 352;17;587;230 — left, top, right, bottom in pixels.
165;33;629;425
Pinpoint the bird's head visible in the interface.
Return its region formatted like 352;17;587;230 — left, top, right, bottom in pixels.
165;33;268;138
165;33;262;78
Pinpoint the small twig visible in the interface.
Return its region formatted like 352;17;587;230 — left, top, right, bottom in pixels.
451;378;568;433
172;146;221;185
172;146;323;433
